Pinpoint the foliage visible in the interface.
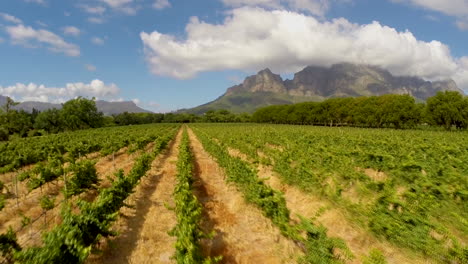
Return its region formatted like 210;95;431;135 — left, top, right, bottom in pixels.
34;108;63;133
12;128;177;264
113;112;164;126
60;97;104;131
0;228;21;263
0;195;4;211
40;196;55;211
362;249;387;264
64;160;99;197
170;130;216;263
426;91;468;130
252;94;424;129
192;123;468;263
27;156;64;190
193;126;351;263
0;123;178;173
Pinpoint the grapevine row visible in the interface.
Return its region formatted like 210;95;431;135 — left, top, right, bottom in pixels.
0;128;177;263
0;124;177;173
192;127;352;263
192;123;468;263
170;129;216;263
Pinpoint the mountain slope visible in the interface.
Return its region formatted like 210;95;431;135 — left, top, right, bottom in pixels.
183;63;463;114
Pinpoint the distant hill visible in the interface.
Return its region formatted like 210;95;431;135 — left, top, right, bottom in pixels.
181;63;464;114
0;95;151;115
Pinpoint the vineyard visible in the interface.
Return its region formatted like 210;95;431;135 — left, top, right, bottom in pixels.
0;123;466;263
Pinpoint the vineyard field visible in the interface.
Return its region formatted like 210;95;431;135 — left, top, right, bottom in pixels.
0;123;466;264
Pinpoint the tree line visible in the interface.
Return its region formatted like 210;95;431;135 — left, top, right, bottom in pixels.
0;97;250;141
252;91;468;130
1;91;467;141
0;97;105;141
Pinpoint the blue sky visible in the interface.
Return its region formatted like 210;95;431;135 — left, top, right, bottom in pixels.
0;0;468;112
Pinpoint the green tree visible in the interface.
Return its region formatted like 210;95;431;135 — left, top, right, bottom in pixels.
34;108;63;133
60;97;103;130
426;91;468;130
3;110;33;137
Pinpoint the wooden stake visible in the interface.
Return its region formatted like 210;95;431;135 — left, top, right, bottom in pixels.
15;175;19;208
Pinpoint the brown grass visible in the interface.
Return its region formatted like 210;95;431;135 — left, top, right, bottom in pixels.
87;130;181;264
356;167;388;182
188;128;302;264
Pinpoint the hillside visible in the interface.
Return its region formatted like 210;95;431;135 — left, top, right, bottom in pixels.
0;95;151;115
182;63;463;114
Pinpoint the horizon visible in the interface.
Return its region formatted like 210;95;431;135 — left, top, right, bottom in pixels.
1;0;468;112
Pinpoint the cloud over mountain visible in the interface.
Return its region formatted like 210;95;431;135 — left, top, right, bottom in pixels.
141;7;468;91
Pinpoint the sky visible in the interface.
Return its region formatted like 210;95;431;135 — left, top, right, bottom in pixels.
0;0;468;112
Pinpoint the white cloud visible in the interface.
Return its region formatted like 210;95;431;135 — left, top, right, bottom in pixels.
100;0;137;15
85;64;97;71
391;0;468;16
91;37;105;45
0;13;23;24
391;0;468;30
5;24;80;56
24;0;46;5
63;26;81;37
131;98;140;105
101;0;132;8
153;0;171;10
88;17;105;24
221;0;334;17
79;5;107;15
454;57;468;90
0;80;120;103
140;7;468;91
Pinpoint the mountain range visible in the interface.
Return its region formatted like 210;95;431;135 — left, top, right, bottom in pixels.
182;63;464;114
0;95;151;115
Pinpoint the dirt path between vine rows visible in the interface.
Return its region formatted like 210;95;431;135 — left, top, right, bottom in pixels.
87;130;181;264
226;147;433;264
187;128;302;264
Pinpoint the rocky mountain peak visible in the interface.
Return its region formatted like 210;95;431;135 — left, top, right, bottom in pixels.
226;68;287;95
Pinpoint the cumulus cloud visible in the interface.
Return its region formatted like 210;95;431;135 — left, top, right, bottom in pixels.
79;4;107;15
0;13;23;24
100;0;137;15
0;80;120;103
391;0;468;30
91;36;105;45
221;0;336;17
5;24;80;56
153;0;171;10
24;0;46;5
62;26;81;36
140;7;468;91
391;0;468;16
